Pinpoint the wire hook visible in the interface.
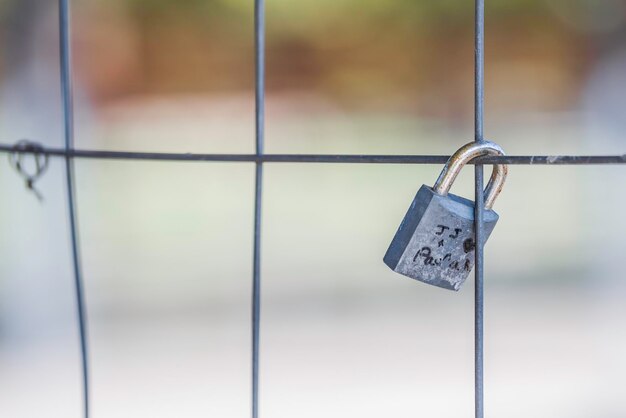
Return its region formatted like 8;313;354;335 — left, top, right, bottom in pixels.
9;140;49;201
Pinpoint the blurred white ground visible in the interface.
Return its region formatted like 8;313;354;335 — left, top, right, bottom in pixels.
0;96;625;417
1;288;625;418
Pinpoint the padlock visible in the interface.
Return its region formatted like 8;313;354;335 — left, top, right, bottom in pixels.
384;141;508;291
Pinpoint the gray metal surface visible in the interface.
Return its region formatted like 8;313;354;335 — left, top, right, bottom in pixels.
384;186;498;290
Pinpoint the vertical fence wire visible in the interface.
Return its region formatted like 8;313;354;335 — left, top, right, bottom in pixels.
59;0;90;417
474;0;485;417
252;0;265;417
3;1;623;416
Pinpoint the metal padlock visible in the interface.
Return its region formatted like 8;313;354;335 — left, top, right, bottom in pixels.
384;141;508;291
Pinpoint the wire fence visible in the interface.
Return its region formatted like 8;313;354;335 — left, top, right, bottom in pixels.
1;1;625;418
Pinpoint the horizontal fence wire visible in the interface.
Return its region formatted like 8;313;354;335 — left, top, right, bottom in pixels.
0;144;624;165
6;0;621;418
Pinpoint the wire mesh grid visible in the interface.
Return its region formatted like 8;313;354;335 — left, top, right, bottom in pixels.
1;1;625;418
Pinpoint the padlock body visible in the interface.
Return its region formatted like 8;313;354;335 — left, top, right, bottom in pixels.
384;185;498;291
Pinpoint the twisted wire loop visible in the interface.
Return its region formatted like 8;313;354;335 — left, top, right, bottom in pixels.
8;140;50;201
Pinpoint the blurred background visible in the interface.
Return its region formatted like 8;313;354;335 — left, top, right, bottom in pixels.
0;0;625;417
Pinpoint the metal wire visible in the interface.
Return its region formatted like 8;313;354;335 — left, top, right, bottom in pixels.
252;0;265;417
59;1;90;417
474;0;485;416
0;145;623;164
5;1;623;417
7;140;50;201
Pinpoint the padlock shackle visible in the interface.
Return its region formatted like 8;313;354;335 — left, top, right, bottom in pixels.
433;141;508;210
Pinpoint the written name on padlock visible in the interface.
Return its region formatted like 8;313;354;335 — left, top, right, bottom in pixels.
384;141;508;291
